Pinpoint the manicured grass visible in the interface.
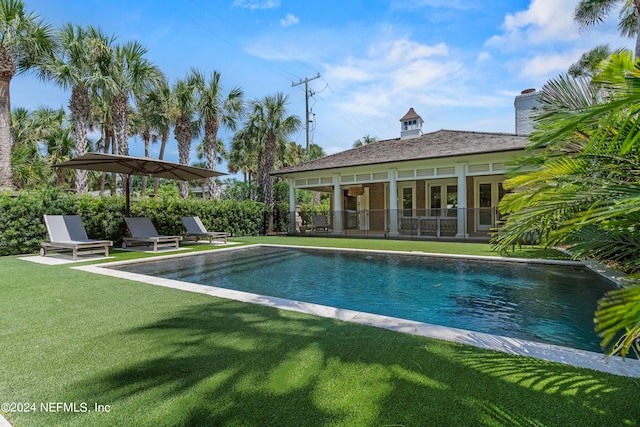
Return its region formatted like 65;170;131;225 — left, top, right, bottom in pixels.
1;239;636;426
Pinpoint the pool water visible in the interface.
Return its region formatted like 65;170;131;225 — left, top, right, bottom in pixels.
110;246;618;353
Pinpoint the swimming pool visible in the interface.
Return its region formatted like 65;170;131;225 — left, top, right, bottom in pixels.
108;245;617;353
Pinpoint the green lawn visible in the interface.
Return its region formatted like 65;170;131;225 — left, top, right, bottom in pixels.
1;238;637;426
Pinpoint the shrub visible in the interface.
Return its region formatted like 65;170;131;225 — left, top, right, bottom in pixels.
0;189;282;256
299;203;330;227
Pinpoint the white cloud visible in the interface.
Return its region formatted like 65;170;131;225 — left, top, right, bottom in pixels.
280;13;299;27
318;35;472;126
476;51;491;62
486;0;579;49
232;0;280;10
382;40;448;62
243;23;535;149
517;50;583;79
325;62;372;83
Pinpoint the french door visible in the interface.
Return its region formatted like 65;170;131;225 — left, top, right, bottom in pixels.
475;178;508;231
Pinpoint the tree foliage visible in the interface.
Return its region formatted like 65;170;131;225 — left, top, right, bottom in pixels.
493;51;640;357
0;0;56;190
0;188;285;256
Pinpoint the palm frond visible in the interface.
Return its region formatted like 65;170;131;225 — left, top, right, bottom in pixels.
595;282;640;358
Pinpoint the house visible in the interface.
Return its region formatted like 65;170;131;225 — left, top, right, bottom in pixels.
273;90;538;240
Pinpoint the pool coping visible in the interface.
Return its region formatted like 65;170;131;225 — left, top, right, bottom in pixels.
74;243;640;379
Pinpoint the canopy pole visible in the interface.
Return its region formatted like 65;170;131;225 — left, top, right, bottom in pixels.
125;174;131;217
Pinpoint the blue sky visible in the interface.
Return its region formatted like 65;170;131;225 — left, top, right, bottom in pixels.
11;0;633;172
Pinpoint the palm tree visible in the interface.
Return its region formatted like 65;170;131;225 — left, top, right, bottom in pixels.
575;0;640;58
12;106;76;188
196;137;227;165
0;0;55;191
277;141;304;169
172;76;200;199
352;134;377;148
192;68;244;199
107;40;163;158
101;40;162;199
131;78;174;198
249;93;301;232
304;142;326;161
137;78;172;195
493;51;640;357
568;44;618;78
127;108;151;196
42;24;114;194
228;126;259;184
90;92;115;194
40;107;76;188
10;107;46;188
195;136;227;198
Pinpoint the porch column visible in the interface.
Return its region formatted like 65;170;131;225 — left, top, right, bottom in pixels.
289;178;296;234
455;162;469;238
332;174;343;234
388;169;399;237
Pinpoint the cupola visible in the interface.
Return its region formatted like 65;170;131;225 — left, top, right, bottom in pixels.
400;108;423;140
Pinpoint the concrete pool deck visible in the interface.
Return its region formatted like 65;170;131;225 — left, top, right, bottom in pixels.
75;244;640;379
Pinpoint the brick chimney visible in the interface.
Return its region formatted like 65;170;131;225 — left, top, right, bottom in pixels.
514;88;539;135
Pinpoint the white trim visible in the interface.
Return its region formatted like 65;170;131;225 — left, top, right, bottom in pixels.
474;176;505;231
397;181;416;216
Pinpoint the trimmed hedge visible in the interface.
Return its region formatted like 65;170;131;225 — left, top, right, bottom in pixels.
0;189;288;256
299;203;330;227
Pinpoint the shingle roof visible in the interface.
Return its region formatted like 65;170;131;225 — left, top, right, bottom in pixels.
400;107;421;121
273;129;530;175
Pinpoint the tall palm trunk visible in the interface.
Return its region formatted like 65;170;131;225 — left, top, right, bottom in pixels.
112;92;129;197
175;117;191;199
112;93;129;156
141;129;150;197
204;118;219;199
256;150;266;199
99;125;113;194
69;85;90;193
153;131;168;195
262;132;277;233
0;46;15;190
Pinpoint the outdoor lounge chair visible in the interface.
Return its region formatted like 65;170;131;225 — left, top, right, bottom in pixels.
312;214;330;232
123;217;182;252
181;216;230;244
40;215;113;260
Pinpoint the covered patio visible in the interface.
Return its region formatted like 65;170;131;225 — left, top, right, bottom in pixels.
274;128;531;241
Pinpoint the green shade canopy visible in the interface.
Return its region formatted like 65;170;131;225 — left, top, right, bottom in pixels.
53;152;225;181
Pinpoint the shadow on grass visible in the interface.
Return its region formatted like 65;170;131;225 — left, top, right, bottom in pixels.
67;299;639;426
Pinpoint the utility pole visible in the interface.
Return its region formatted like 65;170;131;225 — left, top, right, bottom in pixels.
292;73;320;150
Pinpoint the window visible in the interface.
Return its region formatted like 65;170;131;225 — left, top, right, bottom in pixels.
403;119;418;131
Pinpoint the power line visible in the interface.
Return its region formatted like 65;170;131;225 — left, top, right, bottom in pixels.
182;0;320;82
159;1;370;151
